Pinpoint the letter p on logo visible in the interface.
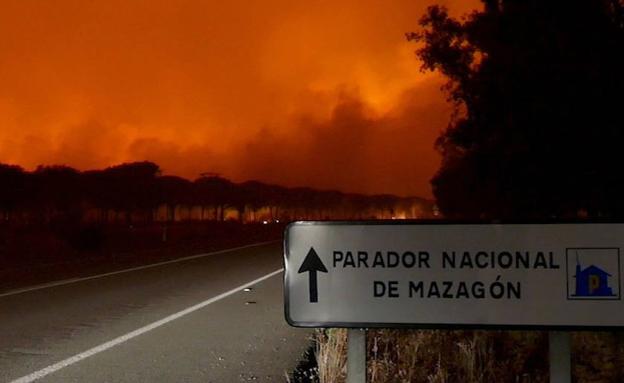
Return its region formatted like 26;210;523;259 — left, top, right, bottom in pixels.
589;275;600;294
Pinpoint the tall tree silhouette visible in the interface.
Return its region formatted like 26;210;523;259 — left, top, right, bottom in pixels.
0;164;28;222
33;165;82;224
158;175;192;222
100;162;161;224
194;175;235;221
410;0;624;219
237;181;272;222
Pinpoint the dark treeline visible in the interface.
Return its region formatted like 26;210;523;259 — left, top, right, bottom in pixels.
0;161;433;226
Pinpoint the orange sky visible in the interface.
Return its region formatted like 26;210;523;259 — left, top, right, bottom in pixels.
0;0;478;197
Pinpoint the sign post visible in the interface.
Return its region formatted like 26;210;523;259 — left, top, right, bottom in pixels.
284;222;624;382
549;331;571;383
347;329;366;383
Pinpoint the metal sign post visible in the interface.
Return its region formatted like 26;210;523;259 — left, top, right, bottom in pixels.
347;329;366;383
549;331;571;383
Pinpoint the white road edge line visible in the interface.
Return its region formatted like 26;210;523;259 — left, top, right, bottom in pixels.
0;240;279;298
9;268;284;383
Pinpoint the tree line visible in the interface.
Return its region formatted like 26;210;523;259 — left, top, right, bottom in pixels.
0;161;433;226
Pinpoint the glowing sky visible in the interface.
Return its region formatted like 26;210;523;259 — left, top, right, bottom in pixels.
0;0;477;197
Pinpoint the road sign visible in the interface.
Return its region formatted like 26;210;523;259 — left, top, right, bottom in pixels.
283;221;624;328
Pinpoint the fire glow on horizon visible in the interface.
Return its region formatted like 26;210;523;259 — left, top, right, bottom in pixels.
0;0;477;197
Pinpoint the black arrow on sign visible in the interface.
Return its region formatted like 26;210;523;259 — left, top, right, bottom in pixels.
297;247;328;303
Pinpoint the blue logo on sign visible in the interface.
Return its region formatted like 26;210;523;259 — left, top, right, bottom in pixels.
567;248;620;300
573;262;615;297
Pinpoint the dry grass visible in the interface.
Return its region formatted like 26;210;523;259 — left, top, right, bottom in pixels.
367;330;547;383
314;329;624;383
316;329;348;383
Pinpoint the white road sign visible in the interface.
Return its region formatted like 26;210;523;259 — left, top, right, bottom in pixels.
284;222;624;328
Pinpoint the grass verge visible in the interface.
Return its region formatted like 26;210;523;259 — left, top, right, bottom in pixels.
300;329;624;382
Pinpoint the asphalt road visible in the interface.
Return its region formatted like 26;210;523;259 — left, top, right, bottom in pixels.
0;242;312;382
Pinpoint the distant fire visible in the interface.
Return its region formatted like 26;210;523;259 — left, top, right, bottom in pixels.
0;0;478;197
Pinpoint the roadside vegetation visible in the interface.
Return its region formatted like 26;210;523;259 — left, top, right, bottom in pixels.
306;329;623;382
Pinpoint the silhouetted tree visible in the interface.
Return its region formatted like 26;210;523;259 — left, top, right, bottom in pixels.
316;190;343;219
32;165;82;224
371;194;399;219
157;175;192;222
0;164;28;223
410;0;624;219
194;175;235;221
236;181;274;222
99;162;161;224
266;184;288;220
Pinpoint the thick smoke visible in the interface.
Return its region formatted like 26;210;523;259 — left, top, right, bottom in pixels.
235;78;451;197
0;0;475;197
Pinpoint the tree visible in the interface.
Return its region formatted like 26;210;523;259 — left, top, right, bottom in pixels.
32;165;82;224
157;175;192;222
410;0;624;219
0;164;28;223
236;181;278;222
98;162;161;224
193;175;235;221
